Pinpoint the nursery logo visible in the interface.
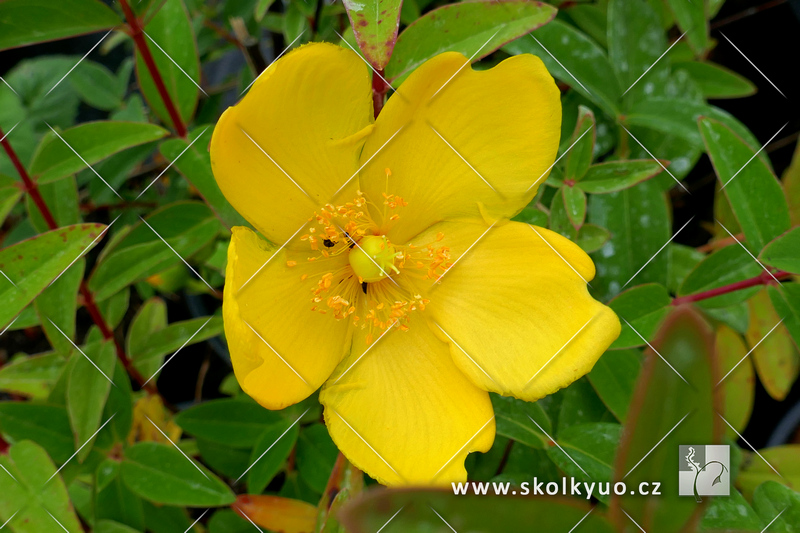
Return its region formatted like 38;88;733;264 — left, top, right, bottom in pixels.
678;445;730;501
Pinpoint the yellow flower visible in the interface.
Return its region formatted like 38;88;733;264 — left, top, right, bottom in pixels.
210;42;620;485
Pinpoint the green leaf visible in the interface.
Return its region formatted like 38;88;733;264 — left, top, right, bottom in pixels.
512;204;548;227
666;243;705;294
142;501;193;533
296;423;338;493
752;481;800;531
121;442;236;507
608;283;671;349
386;0;556;84
339;489;615;533
69;61;124;111
611;307;719;530
95;460;146;531
344;0;402;70
548;187;576;239
26;174;80;233
35;260;84;357
664;0;709;54
701;488;763;531
95;520;142;533
575;223;610;253
255;0;275;21
588;181;671;301
607;0;665;99
716;325;754;437
504;19;621;116
761;227;800;274
701;117;790;252
247;419;300;494
0;223;106;330
30;121;168;184
579;160;664;194
88;202;222;301
196;438;251;479
769;283;800;352
174;398;283;448
0;353;65;400
738;445;800;500
0;403;74;463
130;316;223;380
675;61;756;99
747;289;799;401
563;106;595;181
67;339;116;461
678;245;761;308
0;0;120;52
0;174;22;227
135;0;200;129
490;393;551;449
0;440;83;533
561;184;586;229
159;128;248;229
587;349;641;422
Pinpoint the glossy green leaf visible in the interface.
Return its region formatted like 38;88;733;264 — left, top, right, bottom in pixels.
30;121;168;184
716;325;754;437
387;1;557;84
0;402;74;463
761;227;800;274
296;423;338;493
159;128;248;229
34;259;83;358
67;339;116;461
0;174;22;227
738;445;800;500
69;61;124;111
701;117;790;252
344;0;402;70
587;349;641;422
247;419;301;494
666;243;705;294
95;520;142;533
701;488;763;531
504;19;621;116
547;423;621;501
588;181;670;301
769;283;800;352
557;377;612;430
575;223;610;253
579;160;664;194
134;0;200;128
142;501;193;533
0;223;106;330
174;398;283;448
678;245;761;308
95;459;146;531
130;315;223;380
512;204;549;227
608;283;672;349
196;438;251;480
675;61;756;99
561;185;586;229
0;440;83;533
121;442;236;507
340;489;615;533
665;0;708;54
0;0;120;52
548;187;576;240
0;353;65;400
26;174;80;233
88;202;222;301
563;106;595;181
611;307;719;531
490;393;551;449
607;0;665;98
752;481;800;531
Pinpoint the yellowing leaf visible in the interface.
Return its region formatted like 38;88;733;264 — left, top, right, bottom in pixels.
233;495;316;533
716;325;754;437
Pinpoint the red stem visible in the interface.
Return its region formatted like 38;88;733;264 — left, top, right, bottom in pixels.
119;0;189;138
672;270;792;306
372;69;389;118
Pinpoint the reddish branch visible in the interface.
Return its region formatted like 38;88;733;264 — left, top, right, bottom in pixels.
0;126;161;396
372;70;389;117
672;270;792;306
119;0;189;138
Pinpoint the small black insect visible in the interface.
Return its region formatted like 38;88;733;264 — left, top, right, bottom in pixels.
361;281;368;294
322;238;335;248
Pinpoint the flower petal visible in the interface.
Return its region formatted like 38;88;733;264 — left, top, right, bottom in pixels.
359;53;561;244
210;43;374;244
320;317;495;485
421;221;620;401
224;226;352;409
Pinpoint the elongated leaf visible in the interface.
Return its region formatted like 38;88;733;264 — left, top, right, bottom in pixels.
752;481;800;531
174;398;283;448
387;0;556;84
159;128;248;229
746;289;799;401
608;283;671;349
134;0;200;129
95;459;146;531
716;325;753;437
678;245;761;308
88;202;221;300
607;0;665;99
0;402;74;463
344;0;402;70
67;339;116;461
295;423;338;493
504;19;621;116
737;445;800;499
232;495;317;533
563;106;595;181
547;422;621;501
576;223;610;253
0;441;83;533
760;227;800;274
611;307;719;531
665;0;709;54
579;160;664;194
247;420;301;494
701;117;790;252
587;349;641;422
490;393;551;449
769;283;800;351
0;0;120;52
0;353;65;400
561;185;586;229
69;61;124;111
130;316;223;379
0;223;106;330
0;174;22;227
30;121;168;184
675;61;756;99
121;442;235;507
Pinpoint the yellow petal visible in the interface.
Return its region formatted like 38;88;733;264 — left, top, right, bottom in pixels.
320;317;495;485
359;53;561;244
210;43;374;244
421;221;620;401
224;226;352;409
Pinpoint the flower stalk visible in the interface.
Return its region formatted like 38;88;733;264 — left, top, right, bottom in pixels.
671;269;792;306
